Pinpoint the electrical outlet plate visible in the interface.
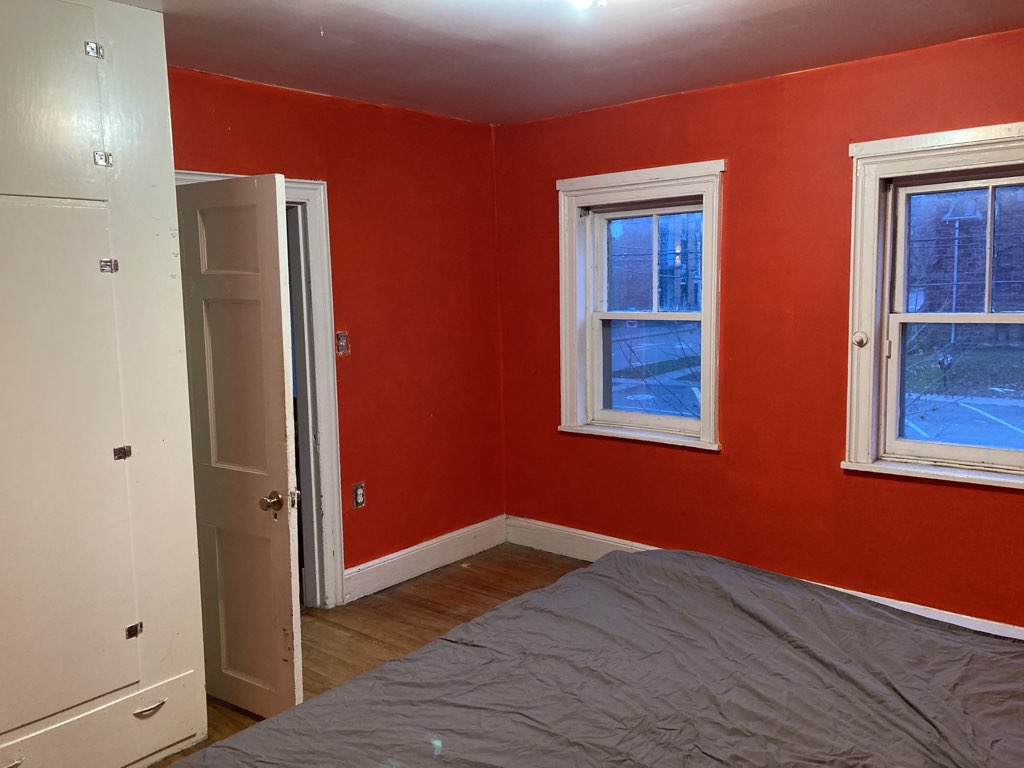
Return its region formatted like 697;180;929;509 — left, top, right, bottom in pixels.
336;331;350;356
353;482;365;509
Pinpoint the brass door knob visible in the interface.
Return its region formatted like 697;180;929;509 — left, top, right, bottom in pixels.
259;490;284;512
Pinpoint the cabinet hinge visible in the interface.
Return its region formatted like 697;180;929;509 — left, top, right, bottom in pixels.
93;150;113;167
84;41;104;58
125;621;144;639
99;258;119;274
113;445;132;461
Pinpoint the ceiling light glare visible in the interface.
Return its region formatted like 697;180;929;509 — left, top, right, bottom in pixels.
569;0;595;9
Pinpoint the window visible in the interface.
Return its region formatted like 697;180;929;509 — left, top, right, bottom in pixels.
846;123;1024;488
558;160;724;448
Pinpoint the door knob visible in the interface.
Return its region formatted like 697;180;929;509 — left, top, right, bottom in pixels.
259;490;284;512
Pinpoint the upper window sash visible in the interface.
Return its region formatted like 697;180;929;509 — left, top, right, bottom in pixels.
891;177;1024;316
593;203;702;315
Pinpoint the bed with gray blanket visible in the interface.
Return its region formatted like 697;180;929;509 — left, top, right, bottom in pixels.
180;549;1024;767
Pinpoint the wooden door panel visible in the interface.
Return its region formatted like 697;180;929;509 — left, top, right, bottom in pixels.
199;205;261;274
205;298;269;471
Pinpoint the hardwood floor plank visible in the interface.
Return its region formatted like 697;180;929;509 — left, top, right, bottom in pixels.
154;543;584;766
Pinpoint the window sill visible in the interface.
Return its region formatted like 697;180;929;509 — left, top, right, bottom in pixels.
841;458;1024;491
559;423;721;451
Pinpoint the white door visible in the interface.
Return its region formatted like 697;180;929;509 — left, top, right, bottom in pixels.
177;175;302;718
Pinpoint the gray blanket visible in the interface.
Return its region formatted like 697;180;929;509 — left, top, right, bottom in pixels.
180;549;1024;766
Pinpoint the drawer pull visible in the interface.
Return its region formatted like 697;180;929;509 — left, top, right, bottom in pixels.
132;697;168;718
6;759;25;768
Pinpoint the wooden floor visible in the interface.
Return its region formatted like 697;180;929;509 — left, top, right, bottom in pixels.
155;543;584;765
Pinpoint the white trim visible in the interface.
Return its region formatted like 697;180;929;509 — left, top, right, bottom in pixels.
556;159;726;192
342;516;507;603
558;160;724;448
841;459;1024;490
175;170;345;606
506;516;655;561
849;122;1024;158
280;179;344;608
816;582;1024;641
845;123;1024;488
557;423;720;450
505;517;1024;639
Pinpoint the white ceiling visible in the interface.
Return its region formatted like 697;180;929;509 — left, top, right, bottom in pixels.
115;0;1024;124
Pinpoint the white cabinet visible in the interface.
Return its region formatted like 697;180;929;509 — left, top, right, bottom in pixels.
0;0;107;200
0;1;206;766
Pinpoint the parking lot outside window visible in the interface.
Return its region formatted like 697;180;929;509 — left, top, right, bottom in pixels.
846;123;1024;489
557;161;724;449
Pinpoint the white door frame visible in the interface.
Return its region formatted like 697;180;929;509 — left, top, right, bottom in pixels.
175;170;344;608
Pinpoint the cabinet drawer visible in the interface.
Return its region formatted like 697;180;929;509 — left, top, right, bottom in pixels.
0;671;206;768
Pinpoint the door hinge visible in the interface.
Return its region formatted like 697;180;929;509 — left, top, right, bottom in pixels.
125;621;144;639
93;150;113;167
113;445;132;461
84;41;104;58
100;258;119;274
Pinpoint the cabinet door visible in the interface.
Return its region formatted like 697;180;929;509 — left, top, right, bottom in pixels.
0;199;140;734
0;0;107;201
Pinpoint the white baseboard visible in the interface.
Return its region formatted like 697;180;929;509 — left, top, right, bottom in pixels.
505;516;654;562
504;516;1024;640
339;514;1024;639
815;583;1024;641
342;515;506;603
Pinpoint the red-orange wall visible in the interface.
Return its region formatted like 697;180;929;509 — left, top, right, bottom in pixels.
169;29;1024;624
167;68;504;567
493;29;1024;625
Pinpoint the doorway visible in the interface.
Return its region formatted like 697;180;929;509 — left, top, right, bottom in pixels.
175;171;343;610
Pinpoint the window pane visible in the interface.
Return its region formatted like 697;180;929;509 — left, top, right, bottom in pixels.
657;212;703;311
602;319;701;418
607;216;652;311
900;323;1024;450
905;189;988;313
993;185;1024;312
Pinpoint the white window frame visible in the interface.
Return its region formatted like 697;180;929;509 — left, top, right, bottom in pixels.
845;122;1024;490
558;160;724;449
